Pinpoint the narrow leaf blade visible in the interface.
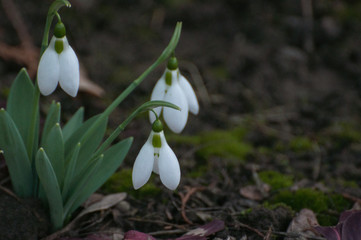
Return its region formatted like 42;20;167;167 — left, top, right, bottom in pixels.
42;123;65;187
62;142;81;201
65;137;133;217
0;109;33;197
62;107;84;142
6;68;35;146
35;148;64;231
41;101;61;146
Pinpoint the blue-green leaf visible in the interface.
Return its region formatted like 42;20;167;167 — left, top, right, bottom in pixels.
0;109;33;197
64;114;100;158
62;142;80;201
41;101;61;146
64;114;108;173
35;148;64;231
6;68;35;146
62;107;84;142
64;137;133;218
42;123;64;187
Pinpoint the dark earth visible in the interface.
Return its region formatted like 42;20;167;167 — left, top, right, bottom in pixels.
1;0;361;239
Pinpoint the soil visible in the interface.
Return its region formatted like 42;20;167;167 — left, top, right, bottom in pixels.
1;0;361;239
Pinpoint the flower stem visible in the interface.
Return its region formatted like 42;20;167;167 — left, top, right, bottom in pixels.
77;22;182;147
28;0;71;196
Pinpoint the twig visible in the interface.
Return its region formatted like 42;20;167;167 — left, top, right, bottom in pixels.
178;186;206;224
0;184;21;202
0;176;10;186
237;222;265;238
2;0;33;47
127;217;187;230
341;192;361;205
264;226;272;240
0;0;39;76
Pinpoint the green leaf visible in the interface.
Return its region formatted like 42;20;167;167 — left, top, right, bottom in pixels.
42;123;64;187
64;114;108;173
62;142;80;201
64;137;133;218
35;148;64;231
41;101;61;146
63;154;103;220
62;107;84;142
0;109;33;197
6;68;35;147
64;114;99;157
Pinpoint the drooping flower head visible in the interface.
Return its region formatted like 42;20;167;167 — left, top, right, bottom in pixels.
132;119;181;190
149;56;199;133
37;21;79;97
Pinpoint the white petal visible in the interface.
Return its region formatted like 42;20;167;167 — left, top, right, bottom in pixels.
37;37;59;96
158;132;180;190
132;133;155;190
179;74;199;115
163;82;189;133
59;44;79;97
149;75;167;123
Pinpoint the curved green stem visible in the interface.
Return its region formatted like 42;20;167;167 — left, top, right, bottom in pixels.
77;22;182;146
29;0;71;196
94;100;179;157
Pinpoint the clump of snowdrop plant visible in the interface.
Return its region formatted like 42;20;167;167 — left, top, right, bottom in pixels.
149;56;199;133
0;0;191;232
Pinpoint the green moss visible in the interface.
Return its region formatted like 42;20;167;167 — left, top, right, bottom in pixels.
271;189;326;213
270;188;352;225
169;127;252;162
259;171;293;190
328;122;361;149
289;136;314;152
102;169;161;199
187;165;208;178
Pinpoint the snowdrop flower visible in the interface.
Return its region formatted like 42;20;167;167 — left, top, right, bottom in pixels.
132;119;180;190
149;56;199;133
37;22;79;97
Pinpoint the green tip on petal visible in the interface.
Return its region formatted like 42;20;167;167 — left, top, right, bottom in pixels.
55;39;64;54
54;22;66;38
152;119;163;132
152;133;162;148
167;56;178;70
165;71;172;86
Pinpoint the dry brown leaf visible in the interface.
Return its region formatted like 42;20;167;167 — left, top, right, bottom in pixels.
240;184;270;201
79;64;105;97
285;208;319;240
77;192;127;219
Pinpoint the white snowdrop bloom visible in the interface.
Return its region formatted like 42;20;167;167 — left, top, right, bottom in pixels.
149;57;199;133
37;22;79;97
132;120;180;190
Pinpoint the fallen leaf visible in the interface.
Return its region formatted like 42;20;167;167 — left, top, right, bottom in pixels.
285;208;319;240
177;220;225;240
79;64;105;97
240;184;270;201
77;192;127;219
124;220;225;240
